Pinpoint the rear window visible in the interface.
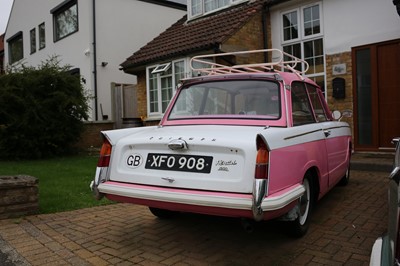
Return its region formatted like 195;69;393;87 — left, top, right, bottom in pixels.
168;80;281;120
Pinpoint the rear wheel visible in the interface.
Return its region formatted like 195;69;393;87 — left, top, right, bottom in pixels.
338;149;351;186
148;207;178;219
287;174;314;238
338;165;350;186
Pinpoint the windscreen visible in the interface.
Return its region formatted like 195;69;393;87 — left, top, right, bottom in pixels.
168;80;280;120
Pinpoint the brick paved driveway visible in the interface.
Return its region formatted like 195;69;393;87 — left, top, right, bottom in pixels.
0;170;389;265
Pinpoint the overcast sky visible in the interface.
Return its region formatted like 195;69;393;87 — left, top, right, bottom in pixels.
0;0;13;34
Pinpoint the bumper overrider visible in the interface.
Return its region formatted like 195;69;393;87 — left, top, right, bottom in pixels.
90;170;305;221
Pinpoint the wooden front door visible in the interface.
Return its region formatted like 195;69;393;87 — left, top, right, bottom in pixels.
353;39;400;151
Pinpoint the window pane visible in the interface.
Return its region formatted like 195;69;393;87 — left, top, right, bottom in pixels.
169;80;281;119
39;23;46;49
304;5;320;36
192;58;214;77
204;0;215;12
204;0;228;12
304;39;324;74
283;11;298;41
174;60;185;88
304;6;311;23
283;44;301;72
8;33;23;64
54;2;78;41
149;69;158;113
356;49;372;145
309;75;326;97
220;0;230;8
291;82;315;126
306;84;327;122
283;43;301;58
191;0;202;16
30;28;36;54
161;76;173;112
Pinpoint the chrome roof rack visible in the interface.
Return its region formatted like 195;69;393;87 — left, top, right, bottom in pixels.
190;49;309;79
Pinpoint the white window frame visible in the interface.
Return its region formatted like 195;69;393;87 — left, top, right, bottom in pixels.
300;3;323;40
280;2;326;94
151;63;171;74
281;8;300;43
30;28;36;55
146;58;190;118
189;0;247;20
281;3;323;44
38;22;46;50
7;31;24;64
51;0;79;42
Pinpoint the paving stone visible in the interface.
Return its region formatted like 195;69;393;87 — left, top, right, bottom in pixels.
0;170;391;265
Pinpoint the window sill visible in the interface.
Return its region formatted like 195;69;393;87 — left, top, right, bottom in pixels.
144;115;163;122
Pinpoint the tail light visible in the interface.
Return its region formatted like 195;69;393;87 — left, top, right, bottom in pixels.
255;136;269;179
97;138;112;167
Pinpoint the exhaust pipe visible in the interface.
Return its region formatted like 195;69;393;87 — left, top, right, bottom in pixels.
241;218;254;233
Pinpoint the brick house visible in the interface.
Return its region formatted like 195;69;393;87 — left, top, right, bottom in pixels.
121;0;400;152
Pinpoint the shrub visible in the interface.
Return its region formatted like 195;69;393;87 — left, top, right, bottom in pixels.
0;57;89;159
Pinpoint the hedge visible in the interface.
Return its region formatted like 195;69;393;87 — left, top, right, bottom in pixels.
0;57;89;159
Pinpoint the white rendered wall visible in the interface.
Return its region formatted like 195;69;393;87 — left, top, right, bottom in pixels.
95;0;186;121
5;0;94;116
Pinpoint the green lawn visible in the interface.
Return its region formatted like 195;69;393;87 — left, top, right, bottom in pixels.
0;155;113;214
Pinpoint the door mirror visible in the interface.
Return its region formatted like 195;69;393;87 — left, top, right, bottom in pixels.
342;109;353;118
332;111;341;120
332;110;352;121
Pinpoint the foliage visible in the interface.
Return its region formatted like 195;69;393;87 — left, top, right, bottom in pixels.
0;57;89;159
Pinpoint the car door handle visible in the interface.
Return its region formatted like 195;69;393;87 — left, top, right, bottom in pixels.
324;130;331;137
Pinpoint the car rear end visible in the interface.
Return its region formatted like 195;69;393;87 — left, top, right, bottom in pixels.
91;124;300;220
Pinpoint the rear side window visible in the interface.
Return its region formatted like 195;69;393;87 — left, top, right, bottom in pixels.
306;84;328;122
291;82;315;126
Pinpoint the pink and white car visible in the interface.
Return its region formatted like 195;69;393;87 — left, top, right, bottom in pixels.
91;49;352;237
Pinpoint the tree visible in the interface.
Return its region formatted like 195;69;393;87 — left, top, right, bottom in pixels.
0;57;89;159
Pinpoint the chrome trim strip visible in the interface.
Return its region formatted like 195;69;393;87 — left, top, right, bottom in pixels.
284;129;322;140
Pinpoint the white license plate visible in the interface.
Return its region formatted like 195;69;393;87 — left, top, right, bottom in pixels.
145;153;213;173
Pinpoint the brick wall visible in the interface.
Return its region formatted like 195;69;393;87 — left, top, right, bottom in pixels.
135;71;148;119
222;12;265;59
325;52;355;139
74;121;115;150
